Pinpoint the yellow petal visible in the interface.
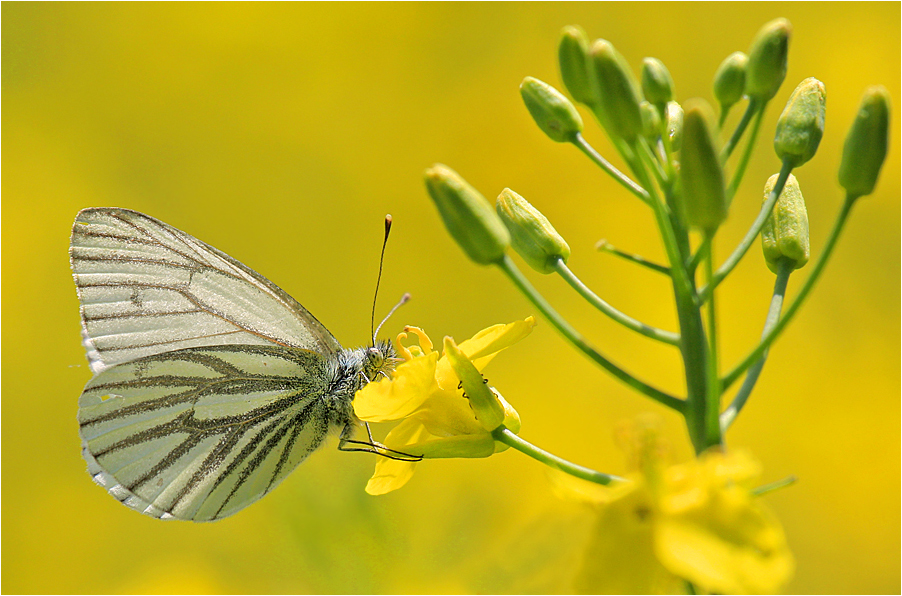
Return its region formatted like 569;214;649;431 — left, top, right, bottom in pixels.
365;418;430;495
365;460;418;496
574;482;684;594
655;485;794;594
656;452;793;594
416;393;484;437
459;316;536;361
435;318;536;388
704;449;762;490
354;351;440;422
496;389;521;435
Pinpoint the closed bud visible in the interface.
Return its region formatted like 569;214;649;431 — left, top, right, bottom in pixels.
589;39;643;143
714;51;748;110
641;101;662;141
496;188;570;274
641;57;675;105
520;77;584;142
425;164;510;265
839;86;891;198
745;18;792;102
774;78;826;167
666;101;684;151
678;99;727;231
761;173;809;273
559;25;596;105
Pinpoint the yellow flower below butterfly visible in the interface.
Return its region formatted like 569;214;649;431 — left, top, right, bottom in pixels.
570;423;794;594
353;318;535;495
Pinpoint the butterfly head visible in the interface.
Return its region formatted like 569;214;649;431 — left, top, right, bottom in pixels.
363;338;396;382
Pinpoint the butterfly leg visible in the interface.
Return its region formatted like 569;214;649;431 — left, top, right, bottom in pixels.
337;423;423;462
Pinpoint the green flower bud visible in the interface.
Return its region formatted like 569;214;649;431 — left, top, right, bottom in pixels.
496;188;571;274
761;173;809;273
745;18;792;101
641;57;675;105
678;99;727;231
520;76;584;143
559;25;595;105
589;39;643;143
641;101;662;141
713;51;748;110
839;86;891;198
425;164;510;265
666;100;684;151
774;78;826;167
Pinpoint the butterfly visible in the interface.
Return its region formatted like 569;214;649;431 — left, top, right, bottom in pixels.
70;208;414;522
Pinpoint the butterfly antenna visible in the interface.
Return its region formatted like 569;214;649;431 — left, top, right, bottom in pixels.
372;215;393;343
375;292;410;341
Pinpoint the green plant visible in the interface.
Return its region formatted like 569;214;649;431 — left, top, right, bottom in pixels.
361;18;890;593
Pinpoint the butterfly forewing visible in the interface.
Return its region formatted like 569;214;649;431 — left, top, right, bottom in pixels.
79;345;336;521
70;208;341;374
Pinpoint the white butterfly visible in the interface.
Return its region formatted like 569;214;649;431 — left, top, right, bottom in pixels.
70;208;409;522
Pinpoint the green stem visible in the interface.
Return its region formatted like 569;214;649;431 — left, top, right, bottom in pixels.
655;137;669;171
622;148;709;452
751;475;799;497
676;287;710;454
659;110;677;182
497;255;684;412
622;152;691;298
553;258;681;346
717;103;733;130
721;99;759;162
722;196;858;388
571;133;650;203
493;427;625;485
720;259;792;430
688;235;709;274
627;148;713;453
596;239;671;276
638;136;668;188
727;104;766;202
699;160;793;304
703;235;722;447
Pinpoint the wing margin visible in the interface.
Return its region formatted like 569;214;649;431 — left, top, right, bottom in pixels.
78;344;337;521
70;208;341;373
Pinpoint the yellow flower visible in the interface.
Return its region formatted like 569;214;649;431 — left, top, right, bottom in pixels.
572;423;794;594
354;318;535;495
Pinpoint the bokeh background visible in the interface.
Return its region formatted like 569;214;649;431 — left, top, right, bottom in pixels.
3;3;899;593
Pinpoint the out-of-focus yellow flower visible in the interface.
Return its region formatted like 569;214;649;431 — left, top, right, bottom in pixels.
573;424;794;594
354;318;535;495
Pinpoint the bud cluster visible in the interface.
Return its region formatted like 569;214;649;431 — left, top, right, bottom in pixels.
415;21;893;571
425;16;891;296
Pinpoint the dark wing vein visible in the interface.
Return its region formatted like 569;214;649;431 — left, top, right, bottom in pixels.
79;344;334;521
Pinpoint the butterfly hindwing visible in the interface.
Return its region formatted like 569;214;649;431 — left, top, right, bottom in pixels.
70;208;342;374
78;344;337;521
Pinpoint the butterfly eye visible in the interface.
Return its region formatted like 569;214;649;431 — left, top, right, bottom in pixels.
366;346;384;368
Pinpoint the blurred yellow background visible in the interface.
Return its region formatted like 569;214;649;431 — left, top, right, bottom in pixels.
3;3;899;593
